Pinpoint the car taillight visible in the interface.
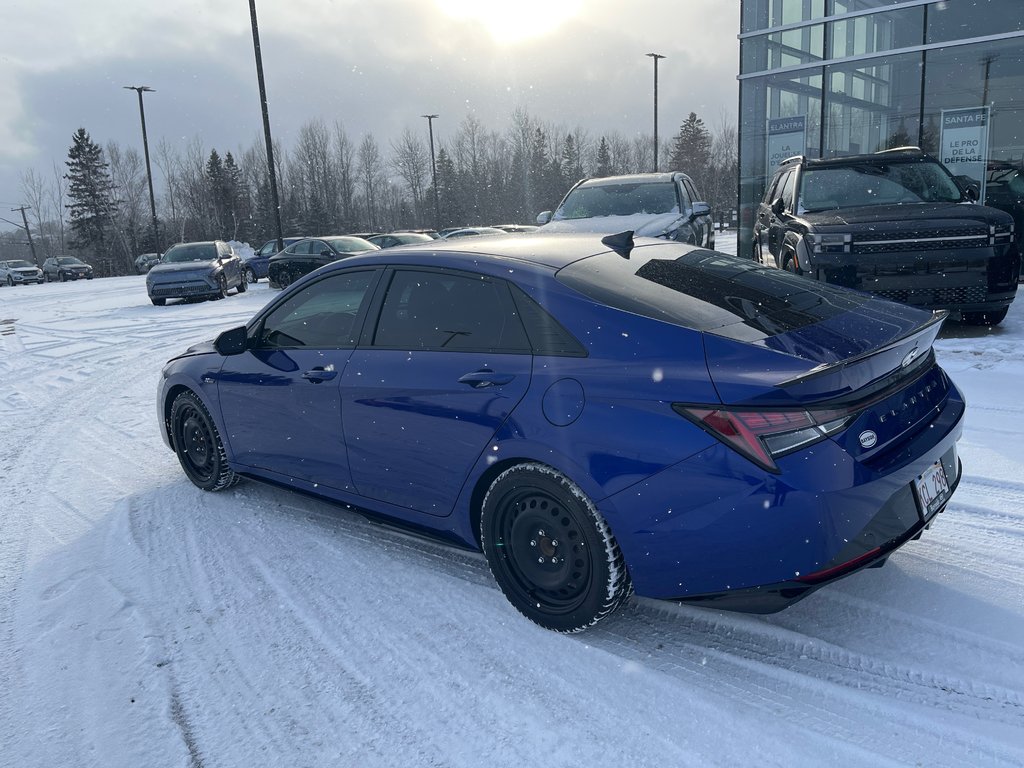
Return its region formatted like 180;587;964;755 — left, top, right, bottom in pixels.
673;404;855;472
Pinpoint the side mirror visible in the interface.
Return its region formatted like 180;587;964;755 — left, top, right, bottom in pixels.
771;197;786;216
536;211;553;225
214;325;249;356
965;186;979;202
691;201;712;219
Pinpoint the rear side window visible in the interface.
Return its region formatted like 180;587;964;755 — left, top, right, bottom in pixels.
372;269;531;353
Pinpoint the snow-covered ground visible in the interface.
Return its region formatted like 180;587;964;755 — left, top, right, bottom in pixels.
2;234;1022;767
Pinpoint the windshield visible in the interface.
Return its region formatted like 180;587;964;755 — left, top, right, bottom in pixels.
162;243;218;263
799;160;964;211
56;257;84;265
555;182;679;220
6;260;34;268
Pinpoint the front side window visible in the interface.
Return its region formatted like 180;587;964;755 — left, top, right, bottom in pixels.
372;269;530;352
255;270;376;349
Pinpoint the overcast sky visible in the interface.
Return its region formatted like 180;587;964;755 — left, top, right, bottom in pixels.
0;0;740;233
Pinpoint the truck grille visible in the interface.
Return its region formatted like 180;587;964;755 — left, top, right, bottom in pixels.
873;285;988;305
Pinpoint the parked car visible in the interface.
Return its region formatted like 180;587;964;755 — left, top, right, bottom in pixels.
42;255;94;282
157;232;963;632
367;232;435;249
267;236;378;288
981;161;1024;278
134;253;162;274
753;148;1019;325
0;259;44;286
146;240;245;306
537;172;715;248
243;237;305;283
440;226;506;239
394;228;441;239
490;224;539;233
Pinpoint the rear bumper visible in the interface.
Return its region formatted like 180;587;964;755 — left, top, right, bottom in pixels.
600;380;965;610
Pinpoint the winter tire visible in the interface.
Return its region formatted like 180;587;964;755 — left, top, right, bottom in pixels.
215;274;228;300
244;266;257;285
6;276;13;287
170;390;239;492
480;463;632;632
237;274;247;294
278;270;293;289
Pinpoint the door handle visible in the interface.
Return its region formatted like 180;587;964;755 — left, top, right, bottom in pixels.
458;369;514;388
302;366;337;383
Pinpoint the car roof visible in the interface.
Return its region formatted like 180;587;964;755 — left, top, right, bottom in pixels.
317;232;682;272
577;172;684;187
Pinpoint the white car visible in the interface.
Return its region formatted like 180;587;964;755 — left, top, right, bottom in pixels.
0;259;44;286
537;172;715;248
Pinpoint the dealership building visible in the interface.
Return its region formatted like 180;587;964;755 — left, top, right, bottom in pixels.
737;0;1024;257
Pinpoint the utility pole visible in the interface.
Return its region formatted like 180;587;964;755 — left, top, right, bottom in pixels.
646;53;666;172
422;114;440;230
249;0;285;252
123;86;161;252
12;205;38;264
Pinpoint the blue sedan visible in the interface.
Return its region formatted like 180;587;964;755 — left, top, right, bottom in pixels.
157;232;964;631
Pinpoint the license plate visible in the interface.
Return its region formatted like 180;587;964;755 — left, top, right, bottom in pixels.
913;461;951;519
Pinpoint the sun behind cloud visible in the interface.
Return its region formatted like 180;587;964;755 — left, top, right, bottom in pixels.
435;0;584;44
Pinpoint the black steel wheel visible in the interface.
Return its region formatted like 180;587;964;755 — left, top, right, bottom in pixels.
170;390;239;492
480;463;632;632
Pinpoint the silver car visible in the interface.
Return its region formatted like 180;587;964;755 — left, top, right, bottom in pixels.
0;259;44;286
146;241;245;306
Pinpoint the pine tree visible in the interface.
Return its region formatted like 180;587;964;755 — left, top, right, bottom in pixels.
595;137;613;177
668;112;712;186
561;133;584;185
65;128;117;266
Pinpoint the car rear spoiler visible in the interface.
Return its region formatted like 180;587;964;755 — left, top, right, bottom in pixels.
776;311;948;388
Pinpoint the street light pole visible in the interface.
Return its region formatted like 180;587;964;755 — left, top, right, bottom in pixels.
123;86;160;252
249;0;285;252
646;53;666;173
422;114;440;230
11;206;38;264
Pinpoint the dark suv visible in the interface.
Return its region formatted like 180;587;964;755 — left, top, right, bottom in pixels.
753;148;1018;325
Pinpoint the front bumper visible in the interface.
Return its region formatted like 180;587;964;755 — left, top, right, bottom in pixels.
148;274;219;299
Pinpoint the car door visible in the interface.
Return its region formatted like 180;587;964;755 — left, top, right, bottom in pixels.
218;242;242;286
340;267;533;516
765;169;796;268
217;269;380;489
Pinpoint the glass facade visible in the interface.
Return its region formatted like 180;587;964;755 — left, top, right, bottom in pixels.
738;0;1024;256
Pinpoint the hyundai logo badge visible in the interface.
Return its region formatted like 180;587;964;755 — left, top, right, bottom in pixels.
859;430;878;449
901;347;919;368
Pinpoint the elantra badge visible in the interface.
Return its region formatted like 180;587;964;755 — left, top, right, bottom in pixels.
859;430;878;449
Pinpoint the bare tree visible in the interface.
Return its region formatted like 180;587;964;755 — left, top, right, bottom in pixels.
357;134;384;231
107;141;147;268
334;122;357;230
19;169;50;263
390;127;429;224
